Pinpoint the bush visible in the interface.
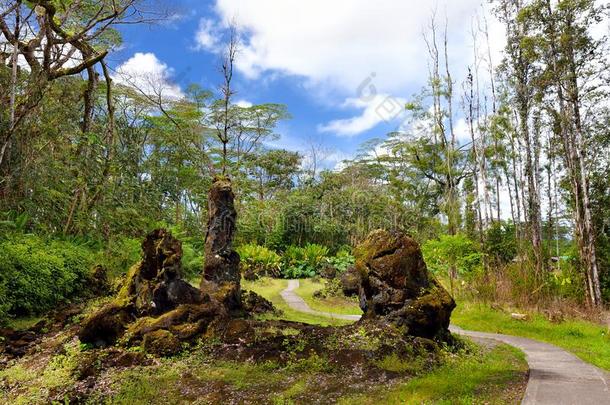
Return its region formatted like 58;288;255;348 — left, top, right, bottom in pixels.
325;249;355;274
0;234;94;324
281;244;329;278
237;244;281;278
97;236;141;278
485;222;517;264
422;234;483;281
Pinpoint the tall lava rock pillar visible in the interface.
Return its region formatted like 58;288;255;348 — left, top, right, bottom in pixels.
200;176;241;310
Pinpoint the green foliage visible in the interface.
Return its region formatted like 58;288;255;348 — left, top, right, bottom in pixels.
0;211;30;232
182;245;204;281
0;234;94;324
325;248;355;273
422;234;483;278
484;222;517;264
547;248;585;300
281;244;329;278
237;244;281;278
97;236;142;278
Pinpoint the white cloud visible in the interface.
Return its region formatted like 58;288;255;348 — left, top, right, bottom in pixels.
114;52;184;99
195;18;222;52
235;99;253;108
318;94;407;137
210;0;504;97
200;0;505;137
454;118;473;144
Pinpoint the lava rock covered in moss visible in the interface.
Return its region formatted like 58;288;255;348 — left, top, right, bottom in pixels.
355;230;455;340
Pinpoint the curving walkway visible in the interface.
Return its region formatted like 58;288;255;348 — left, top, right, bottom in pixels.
281;279;610;405
280;279;361;321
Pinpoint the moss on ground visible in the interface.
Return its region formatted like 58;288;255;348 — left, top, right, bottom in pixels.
340;344;527;404
1;277;532;404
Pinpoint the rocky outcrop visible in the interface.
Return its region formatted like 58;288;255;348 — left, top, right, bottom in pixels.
118;229;208;316
79;229;224;348
200;176;241;310
340;266;361;297
241;291;275;315
354;230;455;340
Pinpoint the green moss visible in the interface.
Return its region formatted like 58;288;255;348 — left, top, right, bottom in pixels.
373;353;426;374
272;379;308;404
116;262;141;304
142;330;181;356
341;344;527;404
0;340;83;404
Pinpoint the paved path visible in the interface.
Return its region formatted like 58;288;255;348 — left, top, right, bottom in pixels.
281;279;610;405
280;279;361;321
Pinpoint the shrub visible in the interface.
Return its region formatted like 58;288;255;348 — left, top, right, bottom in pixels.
281;244;330;278
97;236;141;278
0;234;94;324
422;234;483;282
485;221;517;264
181;243;204;281
237;244;282;278
325;249;355;274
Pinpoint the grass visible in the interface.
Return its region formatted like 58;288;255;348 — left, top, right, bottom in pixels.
0;339;80;404
295;278;363;316
1;276;531;404
241;277;354;326
340;344;528;405
5;316;43;331
452;300;610;371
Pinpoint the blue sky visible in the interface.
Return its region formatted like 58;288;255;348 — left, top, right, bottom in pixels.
111;0;506;169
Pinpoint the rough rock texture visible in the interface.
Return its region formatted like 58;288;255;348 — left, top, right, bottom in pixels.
340;266;361;297
79;229;224;348
119;229;207;316
355;230;455;340
200;176;241;310
241;291;275;315
78;303;136;347
141;329;182;356
88;265;111;297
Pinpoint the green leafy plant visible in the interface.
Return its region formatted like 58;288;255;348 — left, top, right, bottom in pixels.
280;244;330;278
325;249;354;274
181;243;204;281
237;244;282;278
422;234;483;293
97;236;141;278
0;234;94;324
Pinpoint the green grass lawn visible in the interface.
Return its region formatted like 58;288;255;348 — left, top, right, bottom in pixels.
295;278;362;316
341;344;527;405
452;300;610;371
241;277;354;326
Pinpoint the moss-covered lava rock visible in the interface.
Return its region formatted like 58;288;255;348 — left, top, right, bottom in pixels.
79;229;223;348
142;329;182;356
200;176;241;310
355;229;455;340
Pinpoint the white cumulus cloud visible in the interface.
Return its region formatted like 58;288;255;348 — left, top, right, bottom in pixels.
199;0;506;136
195;18;222;52
114;52;184;99
318;94;407;137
